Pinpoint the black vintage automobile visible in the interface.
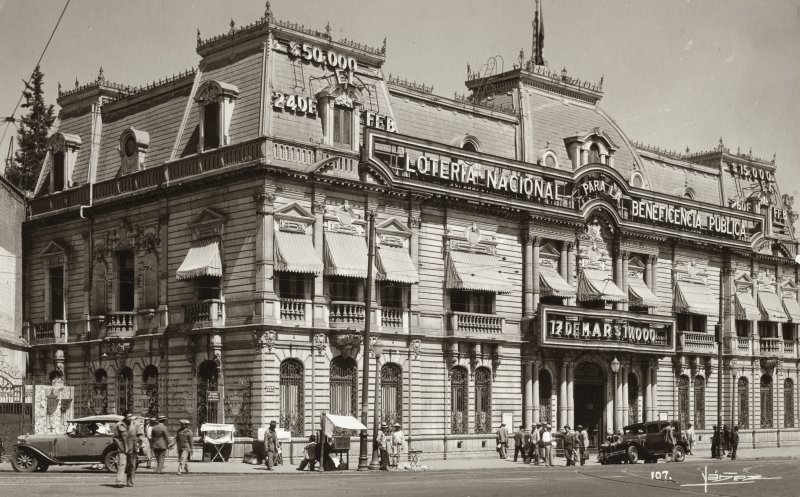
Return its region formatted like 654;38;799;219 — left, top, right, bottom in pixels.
598;421;687;464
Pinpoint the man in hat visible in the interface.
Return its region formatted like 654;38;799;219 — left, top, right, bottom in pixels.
376;423;390;471
390;423;405;468
144;417;156;468
513;424;526;462
150;416;170;474
264;420;278;470
495;422;509;459
541;425;554;467
176;419;193;475
531;422;542;465
113;411;142;488
562;425;576;466
577;425;589;466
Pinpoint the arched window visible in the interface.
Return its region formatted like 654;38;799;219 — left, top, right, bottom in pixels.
539;369;553;425
677;375;690;431
116;367;134;414
198;360;219;425
588;144;601;164
785;378;795;429
737;377;749;428
451;366;469;434
381;363;403;428
91;260;107;316
462;141;478;152
760;374;773;429
475;367;492;434
628;372;639;424
693;376;705;430
143;365;159;418
330;356;358;419
92;369;109;415
280;359;304;436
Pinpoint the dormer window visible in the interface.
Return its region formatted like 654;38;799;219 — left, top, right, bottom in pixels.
564;129;618;171
316;86;362;152
588;144;601;164
118;127;149;175
462;136;481;153
333;106;352;147
194;80;239;153
46;132;81;193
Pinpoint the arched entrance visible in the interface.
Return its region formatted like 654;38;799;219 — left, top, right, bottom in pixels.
574;362;605;448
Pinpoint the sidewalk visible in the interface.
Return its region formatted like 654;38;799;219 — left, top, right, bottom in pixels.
3;445;799;474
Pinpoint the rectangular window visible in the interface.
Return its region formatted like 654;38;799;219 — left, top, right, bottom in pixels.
279;275;308;300
52;152;65;192
333;107;352;146
678;313;707;332
196;275;221;301
380;284;405;308
203;103;220;150
49;266;64;320
450;290;470;313
736;320;750;338
758;321;778;338
784;324;796;342
118;251;135;312
329;277;360;302
450;291;494;314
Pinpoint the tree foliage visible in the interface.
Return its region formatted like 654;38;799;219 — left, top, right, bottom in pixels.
6;65;56;193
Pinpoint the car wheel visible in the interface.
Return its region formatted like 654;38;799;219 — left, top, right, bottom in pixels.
11;450;39;472
626;446;639;464
672;445;686;463
34;462;49;472
104;450;119;473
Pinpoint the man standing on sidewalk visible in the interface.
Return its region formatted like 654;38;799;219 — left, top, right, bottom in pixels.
113;412;142;488
662;422;676;463
685;423;695;455
496;422;509;459
531;422;542;465
176;419;193;475
150;416;170;474
730;426;739;460
513;425;526;462
711;425;720;459
264;420;278;470
578;425;589;465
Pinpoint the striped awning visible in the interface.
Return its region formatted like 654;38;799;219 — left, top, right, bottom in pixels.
673;280;719;317
324;232;372;278
274;231;323;274
734;291;760;321
539;266;575;298
376;245;419;284
176;240;222;280
578;268;628;303
758;292;788;323
628;275;660;308
446;250;513;294
782;297;800;322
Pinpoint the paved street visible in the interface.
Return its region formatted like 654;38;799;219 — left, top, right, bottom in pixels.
0;459;795;497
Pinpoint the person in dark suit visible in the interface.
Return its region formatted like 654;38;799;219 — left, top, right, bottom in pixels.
730;426;740;460
513;425;526;462
722;425;731;458
264;421;278;470
150;416;170;474
711;425;720;459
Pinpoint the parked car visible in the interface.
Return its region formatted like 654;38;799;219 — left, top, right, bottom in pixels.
598;421;687;464
11;414;147;472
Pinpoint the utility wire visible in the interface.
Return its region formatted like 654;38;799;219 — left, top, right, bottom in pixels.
0;0;71;152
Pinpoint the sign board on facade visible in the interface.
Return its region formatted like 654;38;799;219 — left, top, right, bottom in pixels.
502;412;513;430
207;391;220;403
539;305;675;354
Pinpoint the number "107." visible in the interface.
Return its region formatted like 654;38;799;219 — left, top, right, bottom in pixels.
651;471;670;480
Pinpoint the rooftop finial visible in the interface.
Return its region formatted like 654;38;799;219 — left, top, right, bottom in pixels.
325;21;331;39
264;1;273;20
381;36;387;55
197;28;201;44
229;19;236;34
718;137;725;151
97;66;105;83
75;78;79;88
599;74;604;90
530;0;545;67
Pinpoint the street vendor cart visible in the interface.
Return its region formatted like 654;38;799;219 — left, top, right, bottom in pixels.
319;413;366;471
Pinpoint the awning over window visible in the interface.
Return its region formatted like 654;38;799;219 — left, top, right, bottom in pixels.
782;297;800;322
734;291;760;321
176;240;222;280
324;232;371;278
758;292;788;323
578;268;628;303
446;250;513;294
673;280;719;317
274;231;323;275
628;275;660;308
376;245;419;284
539;266;575;298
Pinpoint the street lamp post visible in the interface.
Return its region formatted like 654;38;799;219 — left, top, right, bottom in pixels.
357;211;376;471
369;340;384;470
611;356;620;433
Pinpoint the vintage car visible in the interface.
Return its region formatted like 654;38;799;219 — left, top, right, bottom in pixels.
598;421;687;464
11;415;146;472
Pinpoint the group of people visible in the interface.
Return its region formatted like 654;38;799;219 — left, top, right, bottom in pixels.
295;422;405;472
112;411;194;488
498;422;590;467
710;424;740;460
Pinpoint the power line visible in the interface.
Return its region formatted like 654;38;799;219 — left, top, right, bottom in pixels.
0;0;71;156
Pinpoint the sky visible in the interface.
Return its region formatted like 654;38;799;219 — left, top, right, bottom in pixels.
1;0;799;207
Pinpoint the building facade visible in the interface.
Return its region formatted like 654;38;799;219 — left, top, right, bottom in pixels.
21;7;800;455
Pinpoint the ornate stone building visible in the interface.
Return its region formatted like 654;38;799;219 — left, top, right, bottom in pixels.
21;6;800;455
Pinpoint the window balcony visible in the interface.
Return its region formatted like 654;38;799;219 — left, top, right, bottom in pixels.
784;340;797;359
329;301;366;328
106;312;138;337
278;298;312;326
759;337;782;356
378;306;409;333
677;330;716;355
448;311;504;336
30;320;68;345
735;336;753;356
184;299;225;328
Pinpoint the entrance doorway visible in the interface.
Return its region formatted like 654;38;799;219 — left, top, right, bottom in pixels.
574;362;605;449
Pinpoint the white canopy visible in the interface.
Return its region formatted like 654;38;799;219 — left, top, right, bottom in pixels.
322;413;367;437
200;423;235;444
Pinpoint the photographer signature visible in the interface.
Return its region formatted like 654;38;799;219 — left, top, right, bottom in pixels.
680;466;782;493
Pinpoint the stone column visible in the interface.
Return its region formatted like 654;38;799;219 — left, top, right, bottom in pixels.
409;204;421;329
524;362;534;429
523;235;534;317
646;254;657;293
614;250;624;311
621;366;629;426
621;253;630;312
532;360;541;424
559;241;568;279
650;361;659;420
614;369;623;432
644;362;653;422
312;195;327;324
567;242;576;306
532;237;541;311
567;361;575;429
255;189;277;323
559;361;568;429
